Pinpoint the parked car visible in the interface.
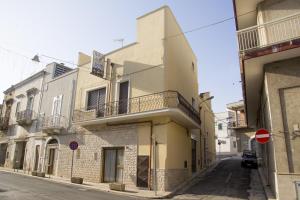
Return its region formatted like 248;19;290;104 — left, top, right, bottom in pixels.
241;150;258;169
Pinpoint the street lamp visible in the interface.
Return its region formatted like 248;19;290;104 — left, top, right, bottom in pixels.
32;54;40;62
199;96;214;106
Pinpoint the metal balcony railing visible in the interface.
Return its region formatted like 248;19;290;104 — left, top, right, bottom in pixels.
16;110;35;125
0;117;9;130
73;90;200;125
237;12;300;52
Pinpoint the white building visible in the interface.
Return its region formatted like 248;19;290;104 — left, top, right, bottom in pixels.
215;112;237;156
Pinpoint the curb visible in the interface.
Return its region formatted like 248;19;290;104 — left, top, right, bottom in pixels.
0;168;162;199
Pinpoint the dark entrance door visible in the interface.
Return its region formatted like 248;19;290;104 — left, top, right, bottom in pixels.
137;155;149;187
118;81;129;114
0;143;8;166
191;139;197;173
47;148;56;174
34;145;40;171
14;141;26;169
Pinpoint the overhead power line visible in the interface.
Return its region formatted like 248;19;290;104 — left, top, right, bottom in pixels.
0;9;256;79
164;9;256;40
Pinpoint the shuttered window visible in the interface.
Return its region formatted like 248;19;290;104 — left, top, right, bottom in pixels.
87;88;106;112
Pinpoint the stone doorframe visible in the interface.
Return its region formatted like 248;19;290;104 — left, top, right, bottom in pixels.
43;137;60;176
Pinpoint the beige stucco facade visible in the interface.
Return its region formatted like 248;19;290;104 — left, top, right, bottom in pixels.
70;6;209;191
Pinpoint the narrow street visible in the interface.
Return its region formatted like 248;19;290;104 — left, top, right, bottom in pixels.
171;157;265;200
0;171;139;200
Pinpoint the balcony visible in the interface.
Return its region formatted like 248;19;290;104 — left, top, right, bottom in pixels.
16;110;35;126
42;115;67;134
73;91;200;128
237;12;300;52
0;117;9;131
228;119;247;129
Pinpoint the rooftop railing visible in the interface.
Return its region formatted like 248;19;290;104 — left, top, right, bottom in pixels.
73;90;200;125
237;12;300;52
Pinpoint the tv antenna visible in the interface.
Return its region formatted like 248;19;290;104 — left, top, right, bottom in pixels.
114;38;124;48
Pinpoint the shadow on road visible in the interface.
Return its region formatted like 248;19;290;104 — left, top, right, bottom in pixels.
172;157;253;200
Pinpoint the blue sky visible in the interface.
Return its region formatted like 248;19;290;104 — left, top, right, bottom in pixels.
0;0;242;112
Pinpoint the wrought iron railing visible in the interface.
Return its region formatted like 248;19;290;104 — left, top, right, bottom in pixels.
73;90;200;125
42;115;67;130
16;110;35;124
237;12;300;52
0;117;9;130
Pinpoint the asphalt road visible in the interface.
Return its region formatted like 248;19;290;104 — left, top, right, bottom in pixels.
172;157;253;200
0;171;140;200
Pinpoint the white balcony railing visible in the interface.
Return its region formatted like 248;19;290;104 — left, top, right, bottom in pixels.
237;12;300;52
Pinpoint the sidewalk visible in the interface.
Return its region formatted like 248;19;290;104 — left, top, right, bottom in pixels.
248;169;267;200
257;167;277;200
0;167;169;199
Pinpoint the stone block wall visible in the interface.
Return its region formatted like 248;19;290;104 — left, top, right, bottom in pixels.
55;125;138;187
151;168;189;191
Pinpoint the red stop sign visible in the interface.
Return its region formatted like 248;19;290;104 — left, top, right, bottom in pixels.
255;129;270;144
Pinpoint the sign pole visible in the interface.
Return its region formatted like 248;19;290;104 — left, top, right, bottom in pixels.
69;141;78;179
71;150;74;178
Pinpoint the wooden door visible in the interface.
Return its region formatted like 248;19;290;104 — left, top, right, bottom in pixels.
118;81;129;114
47;149;55;174
137;156;149;188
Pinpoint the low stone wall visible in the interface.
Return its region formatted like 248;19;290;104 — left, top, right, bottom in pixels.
152;169;189;191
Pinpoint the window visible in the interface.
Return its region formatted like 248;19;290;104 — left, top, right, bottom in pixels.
87;88;106;116
52;95;63;116
15;102;20;115
218;123;223;130
233;141;237;148
26;96;34;111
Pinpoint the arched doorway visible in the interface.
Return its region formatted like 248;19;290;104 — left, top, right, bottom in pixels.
45;138;59;175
